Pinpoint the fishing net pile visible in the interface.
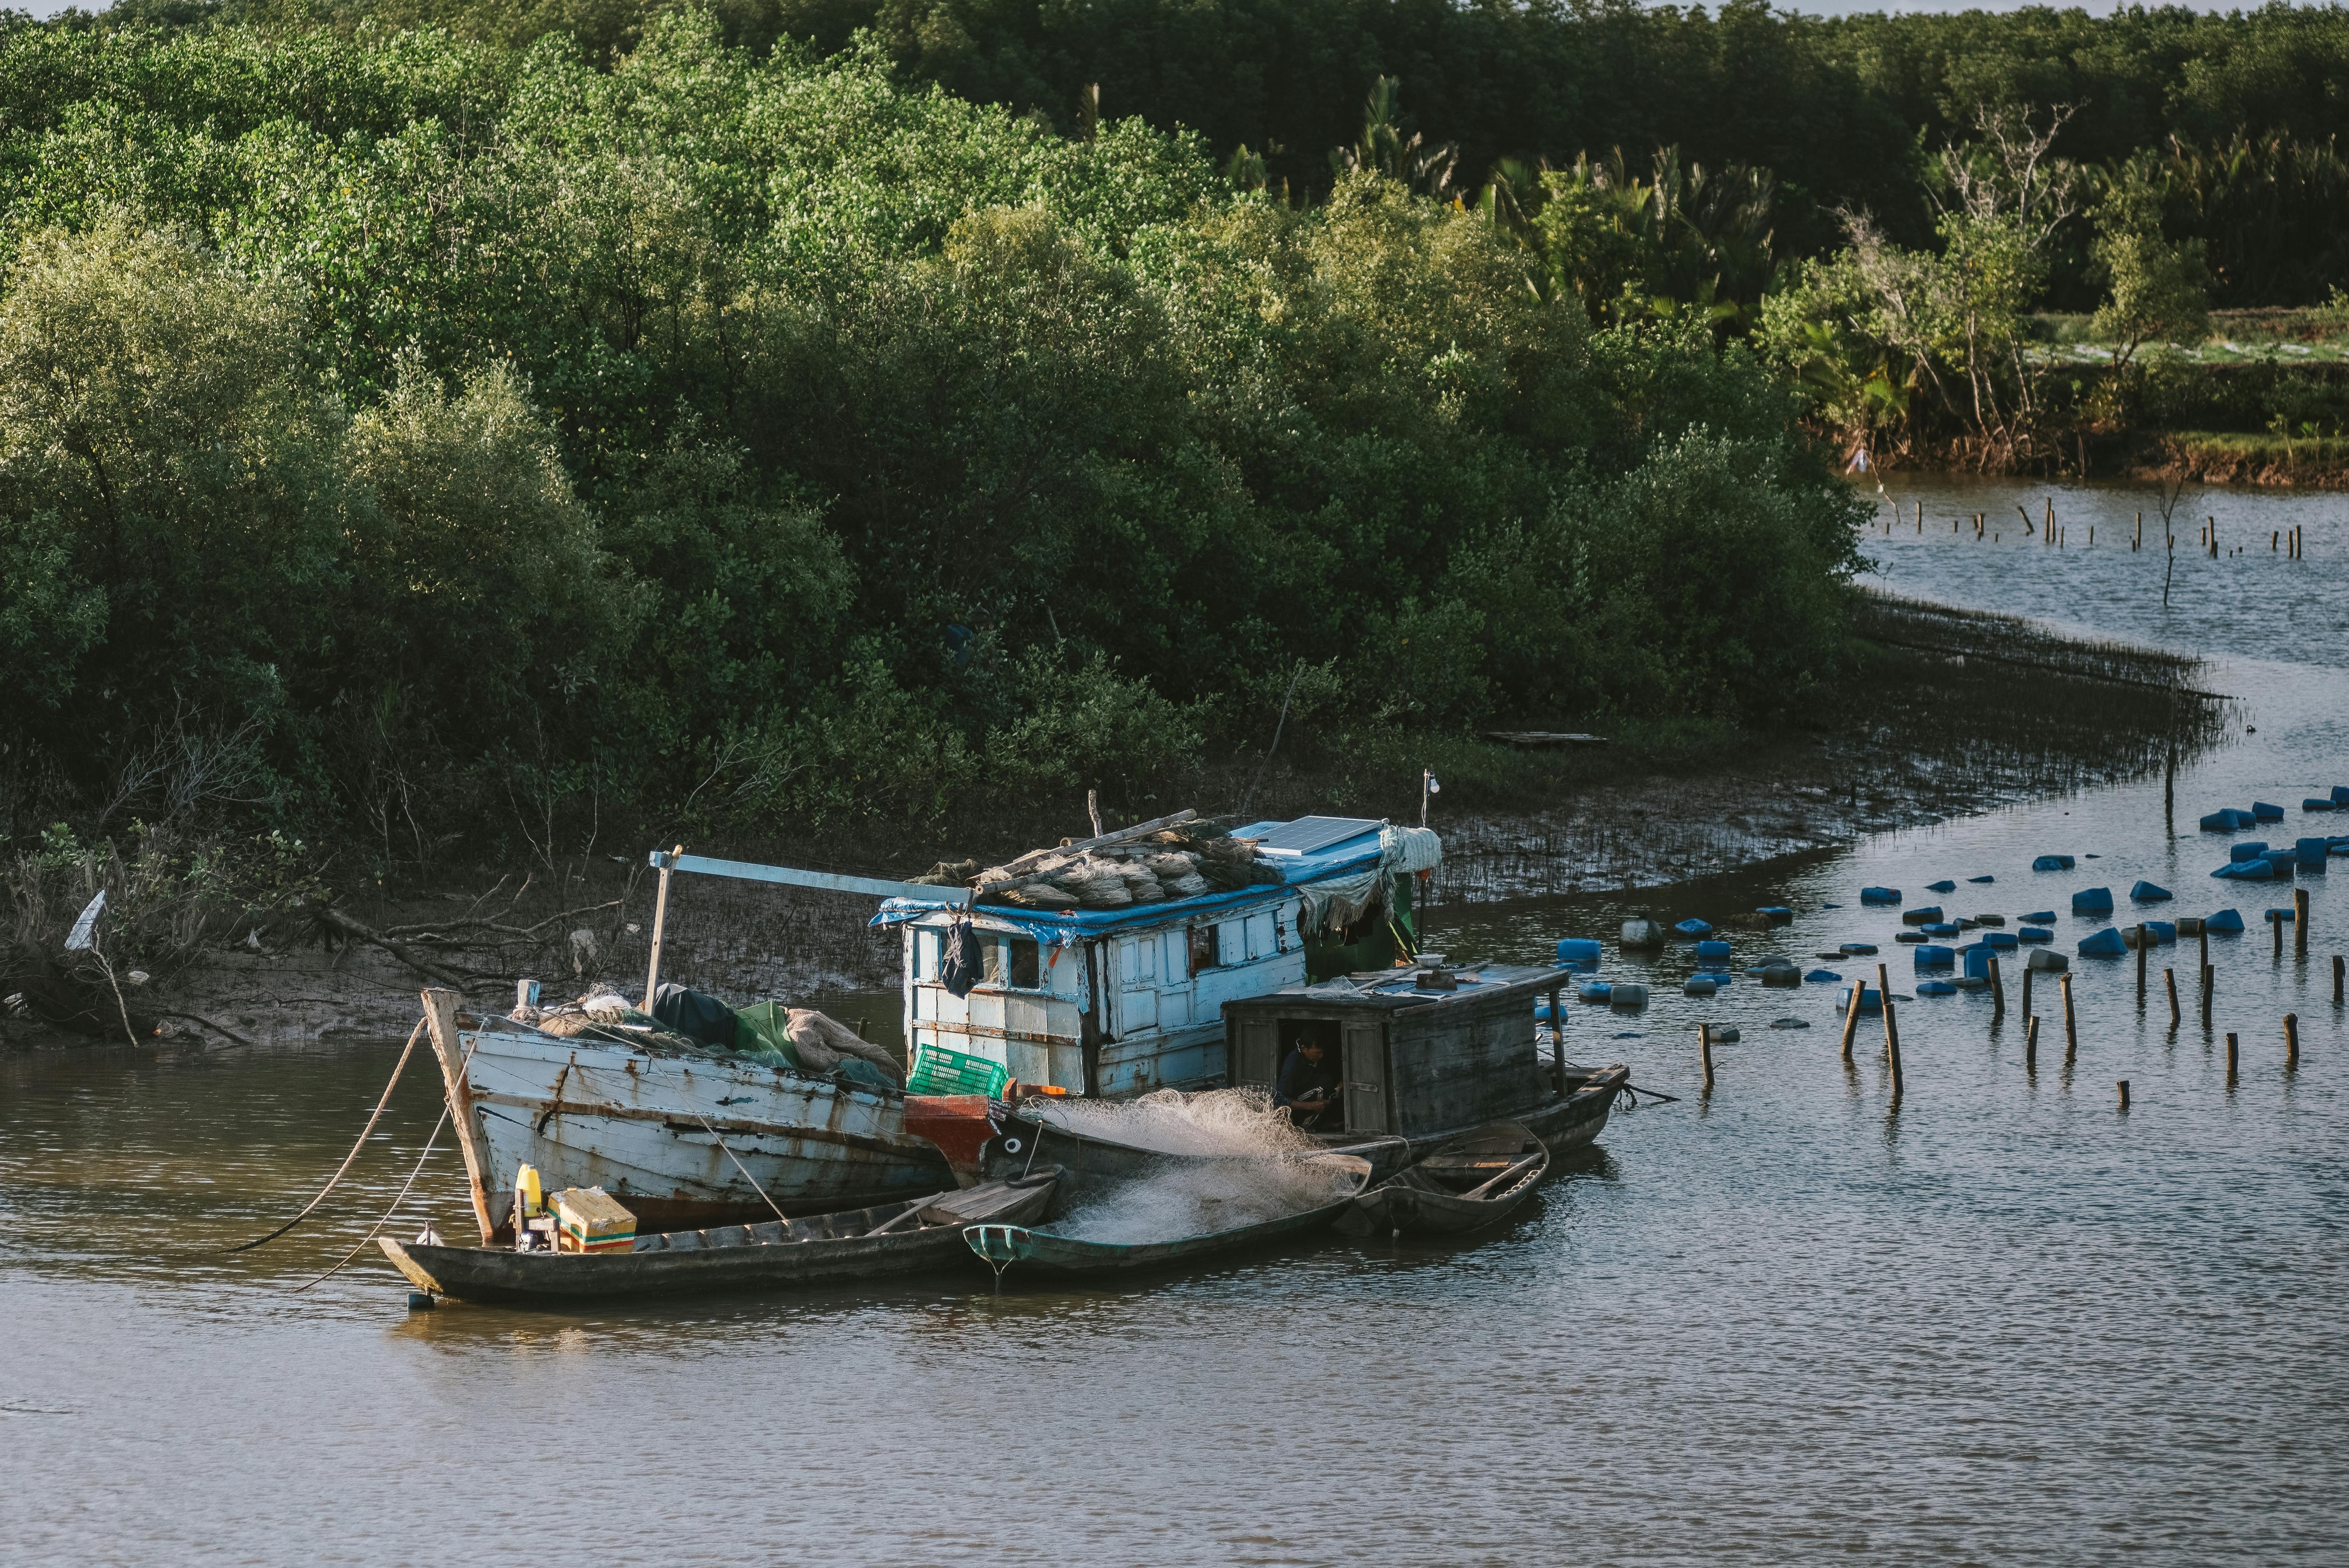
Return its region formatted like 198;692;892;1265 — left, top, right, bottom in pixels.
968;822;1282;912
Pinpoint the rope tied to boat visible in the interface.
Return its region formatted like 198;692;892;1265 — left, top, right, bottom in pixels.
226;1017;426;1253
692;1112;793;1226
293;1027;484;1293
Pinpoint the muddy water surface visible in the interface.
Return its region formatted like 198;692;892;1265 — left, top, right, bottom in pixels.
4;477;2346;1565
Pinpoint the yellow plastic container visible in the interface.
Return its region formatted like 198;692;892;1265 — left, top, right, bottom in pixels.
515;1163;545;1218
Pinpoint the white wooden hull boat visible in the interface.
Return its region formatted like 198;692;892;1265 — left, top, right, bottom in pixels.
454;1016;953;1233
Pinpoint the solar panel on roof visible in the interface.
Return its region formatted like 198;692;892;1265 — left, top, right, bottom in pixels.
1250;815;1384;855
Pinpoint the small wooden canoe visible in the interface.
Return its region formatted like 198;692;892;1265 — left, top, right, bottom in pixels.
965;1153;1372;1276
1339;1122;1547;1236
379;1169;1061;1304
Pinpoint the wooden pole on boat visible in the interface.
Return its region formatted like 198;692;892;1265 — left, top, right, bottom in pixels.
2137;924;2148;1000
1990;954;2005;1021
2285;1012;2300;1070
2060;972;2079;1065
2025;1015;2040;1073
1840;977;1863;1064
643;843;683;1003
2295;887;2309;957
1699;1023;1715;1096
421;988;499;1245
1877;963;1903;1098
2165;967;2180;1028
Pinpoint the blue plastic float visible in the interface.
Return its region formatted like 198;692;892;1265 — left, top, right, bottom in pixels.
1922;922;1960;937
1840;942;1878;955
1926;879;1956;892
2206;909;2245;933
1860;887;1901;905
1576;982;1613;1003
1806;969;1841;982
1555;938;1603;971
1913;945;1955;967
2254;802;2285;821
1982;930;2019;951
1901;906;1945;926
1755;906;1794;921
1961;945;1994;978
1683;975;1718;995
2032;854;2076;870
1895;932;1926;944
2213;859;2275;880
2265;907;2296;924
2077;928;2127;957
2072;887;2115;916
2335;785;2349;806
1673;918;1712;937
1608;983;1649;1010
1694;939;1732;962
2307;799;2337;812
2229;841;2268;862
1968;874;1995;884
1917;980;1957;996
1837;985;1883;1014
2129;880;2172;902
2022;910;2056;924
2297;838;2330;871
2019;926;2054;943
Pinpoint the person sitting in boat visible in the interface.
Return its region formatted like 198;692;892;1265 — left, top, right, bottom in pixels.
1274;1036;1344;1130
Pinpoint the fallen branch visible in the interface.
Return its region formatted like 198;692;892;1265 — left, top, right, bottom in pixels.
160;1010;256;1048
379;898;622;943
305;901;472;989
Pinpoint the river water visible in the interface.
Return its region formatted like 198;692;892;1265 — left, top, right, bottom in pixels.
4;478;2345;1565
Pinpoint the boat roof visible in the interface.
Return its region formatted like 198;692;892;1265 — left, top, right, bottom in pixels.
1232;963;1578;1012
871;815;1395;943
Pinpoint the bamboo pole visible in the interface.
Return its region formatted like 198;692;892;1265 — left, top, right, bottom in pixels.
1878;963;1903;1099
643;843;683;1002
2061;972;2079;1065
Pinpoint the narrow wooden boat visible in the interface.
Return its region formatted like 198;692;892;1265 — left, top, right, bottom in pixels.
1340;1122;1547;1236
378;1170;1061;1305
964;1153;1371;1276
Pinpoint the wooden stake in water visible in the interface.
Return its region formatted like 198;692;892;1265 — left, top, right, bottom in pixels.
2296;887;2309;958
2226;1031;2239;1081
2061;972;2079;1064
1699;1023;1715;1095
1840;978;1863;1065
2137;923;2148;1000
2117;1079;2130;1111
2285;1012;2300;1070
2202;963;2215;1026
2166;967;2180;1028
1990;953;2006;1020
1878;963;1903;1098
2135;511;2143;550
2025;1015;2040;1073
2335;953;2345;1004
2274;909;2285;960
2021;963;2034;1024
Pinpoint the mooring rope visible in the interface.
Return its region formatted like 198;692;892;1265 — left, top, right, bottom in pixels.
293;1029;482;1293
226;1017;426;1253
692;1112;792;1225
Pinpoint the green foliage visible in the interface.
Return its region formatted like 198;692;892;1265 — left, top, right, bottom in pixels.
0;15;1865;867
2088;156;2209;368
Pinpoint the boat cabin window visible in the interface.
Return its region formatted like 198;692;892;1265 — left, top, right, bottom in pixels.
984;934;1042;990
1188;922;1222;973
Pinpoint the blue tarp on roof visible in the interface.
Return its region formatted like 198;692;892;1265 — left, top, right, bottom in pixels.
870;820;1391;943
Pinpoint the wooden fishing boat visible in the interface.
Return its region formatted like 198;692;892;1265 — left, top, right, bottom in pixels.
1340;1122;1547;1237
965;1153;1372;1277
378;1170;1061;1305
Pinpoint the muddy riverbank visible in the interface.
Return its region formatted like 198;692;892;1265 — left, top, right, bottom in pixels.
1;594;2223;1053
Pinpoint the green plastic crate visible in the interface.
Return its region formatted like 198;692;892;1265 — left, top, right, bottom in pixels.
905;1042;1010;1098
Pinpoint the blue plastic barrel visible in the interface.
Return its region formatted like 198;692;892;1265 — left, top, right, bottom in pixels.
2199;812;2235;831
1576;981;1613;1003
2335;785;2349;806
2129;880;2172;902
1901;906;1945;926
2254;802;2284;821
1922;922;1960;937
1983;930;2019;951
1806;968;1841;982
1860;887;1901;905
2022;910;2056;924
2072;887;2115;916
2229;841;2268;862
1608;982;1648;1010
1917;980;1957;996
1926;879;1956;892
2307;799;2337;813
1837;985;1883;1014
2032;854;2075;870
1840;942;1879;955
2213;860;2274;880
1684;975;1718;995
1962;945;1995;978
2139;921;2177;945
1555;937;1603;971
1895;932;1926;944
2077;928;2127;957
2297;838;2330;871
1968;874;1996;884
1694;939;1732;960
2265;906;2296;924
2206;908;2245;933
1673;918;1712;937
1913;945;1955;968
2019;926;2054;943
1755;906;1793;921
